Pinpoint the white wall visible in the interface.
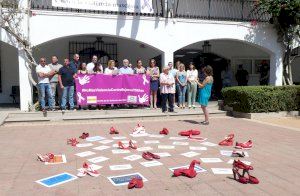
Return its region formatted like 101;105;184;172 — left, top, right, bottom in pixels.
0;42;19;103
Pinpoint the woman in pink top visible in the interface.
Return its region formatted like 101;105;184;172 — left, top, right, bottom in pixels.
159;66;175;113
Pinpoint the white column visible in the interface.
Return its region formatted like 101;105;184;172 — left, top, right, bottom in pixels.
162;50;174;68
18;49;33;111
269;51;283;86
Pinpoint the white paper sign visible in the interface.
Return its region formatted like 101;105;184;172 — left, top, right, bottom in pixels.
148;134;164;138
200;158;223;163
144;140;160;144
112;136;127;140
76;143;93;148
88;156;109;163
189;146;208;151
75;151;96;157
140;160;163;167
158;145;175;149
153;152;171;157
169;165;206;173
123;154;143;161
181;151;200;158
130;133;149;137
137;146;153;152
173;141;189;146
211;168;233;175
86;136;105;142
112;149;131;154
93;145;110;151
98;139;114;144
109;164;132;171
52;0;154;14
201;142;218;147
169;137;187;140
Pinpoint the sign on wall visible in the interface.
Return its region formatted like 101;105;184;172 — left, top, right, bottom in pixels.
52;0;154;13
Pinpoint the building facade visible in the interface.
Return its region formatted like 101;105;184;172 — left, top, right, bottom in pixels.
0;0;299;111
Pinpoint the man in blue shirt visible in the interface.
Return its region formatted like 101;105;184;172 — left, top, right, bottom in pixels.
119;59;134;74
70;54;80;73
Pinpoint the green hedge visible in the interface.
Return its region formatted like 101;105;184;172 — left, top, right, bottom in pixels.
221;86;300;113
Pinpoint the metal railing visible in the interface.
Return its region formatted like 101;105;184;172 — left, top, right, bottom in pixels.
31;0;164;17
31;0;270;22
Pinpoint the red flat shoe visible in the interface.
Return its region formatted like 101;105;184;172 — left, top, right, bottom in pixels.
159;128;169;135
135;178;144;188
142;152;153;161
118;141;129;149
179;130;200;136
79;132;88;139
191;129;200;135
129;140;137;149
235;140;253;149
219;139;233;146
110;127;119;134
128;178;137;189
146;152;160;159
233;160;253;170
232;168;248;184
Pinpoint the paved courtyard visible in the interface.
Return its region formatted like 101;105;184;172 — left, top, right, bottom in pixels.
0;116;300;196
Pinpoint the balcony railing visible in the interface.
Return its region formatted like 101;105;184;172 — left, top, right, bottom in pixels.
31;0;270;22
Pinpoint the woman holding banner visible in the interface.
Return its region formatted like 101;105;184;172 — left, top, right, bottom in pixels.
147;59;160;109
134;59;146;74
104;60;118;75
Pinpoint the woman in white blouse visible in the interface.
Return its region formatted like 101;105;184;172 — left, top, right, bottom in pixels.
104;60;118;75
186;62;198;109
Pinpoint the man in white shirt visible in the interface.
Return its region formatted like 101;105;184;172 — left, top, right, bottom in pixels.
49;56;63;105
160;66;175;113
168;62;178;107
119;59;134;74
87;55;103;73
36;57;55;112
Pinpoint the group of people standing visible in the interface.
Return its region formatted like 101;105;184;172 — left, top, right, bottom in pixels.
36;54;214;124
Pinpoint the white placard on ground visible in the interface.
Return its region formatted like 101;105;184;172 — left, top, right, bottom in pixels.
75;151;96;157
201;142;218;147
93;145;111;151
200;158;223;163
148;134;164;138
140;160;163;167
227;159;251;165
220;150;249;157
211;168;233;175
169;137;187;140
144;140;160;144
86;136;105;142
76;143;93;148
189;146;208;151
112;149;131;154
169;165;206;173
137;146;153;152
173;141;189;146
109;164;133;171
87;156;109;164
158;145;175;149
181;151;200;158
98;139;114;144
112;144;120;148
130;133;149;137
153;152;171;157
123;154;143;161
112;136;127;140
188;137;208;142
107;172;148;186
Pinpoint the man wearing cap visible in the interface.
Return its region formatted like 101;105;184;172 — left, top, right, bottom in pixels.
160;66;175;113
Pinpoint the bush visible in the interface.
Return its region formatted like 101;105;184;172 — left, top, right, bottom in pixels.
221;86;300;113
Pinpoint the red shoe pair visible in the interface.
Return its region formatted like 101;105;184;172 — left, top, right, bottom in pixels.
159;128;169;135
67;138;79;146
142;152;160;161
79;132;89;139
232;168;259;184
178;129;200;136
235;140;253;150
128;177;143;189
110;127;119;134
173;160;200;178
218;133;234;146
37;153;54;162
118;140;137;150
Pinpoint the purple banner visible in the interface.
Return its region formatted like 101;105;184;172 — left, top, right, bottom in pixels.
75;74;150;105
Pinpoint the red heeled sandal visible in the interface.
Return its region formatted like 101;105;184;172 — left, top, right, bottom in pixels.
232;168;248;184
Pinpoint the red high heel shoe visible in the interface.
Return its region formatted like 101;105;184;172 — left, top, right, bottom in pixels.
129;140;137;149
159;128;169;135
110;127;119;134
219;133;234;146
232;168;248;184
128;177;143;189
233;160;253;170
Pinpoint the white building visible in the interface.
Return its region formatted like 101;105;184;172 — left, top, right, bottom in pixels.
0;0;299;111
